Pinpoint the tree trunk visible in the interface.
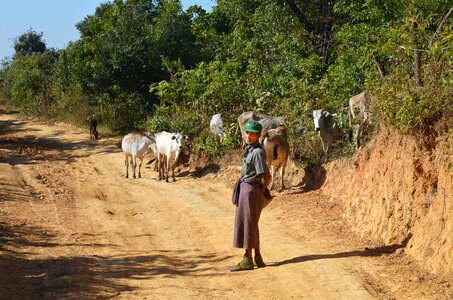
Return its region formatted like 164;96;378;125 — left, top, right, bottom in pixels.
407;22;423;86
414;48;422;86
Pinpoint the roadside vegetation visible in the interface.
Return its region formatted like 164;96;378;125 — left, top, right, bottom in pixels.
0;0;451;165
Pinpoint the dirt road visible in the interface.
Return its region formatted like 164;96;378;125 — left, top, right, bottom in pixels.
1;108;451;299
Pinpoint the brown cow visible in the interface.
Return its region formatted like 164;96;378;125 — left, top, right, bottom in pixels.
262;125;289;191
237;111;285;144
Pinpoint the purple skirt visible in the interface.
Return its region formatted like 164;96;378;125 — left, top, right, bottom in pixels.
233;181;262;248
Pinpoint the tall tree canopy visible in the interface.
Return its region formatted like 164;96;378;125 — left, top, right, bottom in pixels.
13;29;47;57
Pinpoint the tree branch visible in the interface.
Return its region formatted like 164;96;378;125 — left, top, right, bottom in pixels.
429;5;453;48
282;0;315;32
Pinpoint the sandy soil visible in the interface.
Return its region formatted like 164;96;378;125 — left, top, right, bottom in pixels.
1;108;452;299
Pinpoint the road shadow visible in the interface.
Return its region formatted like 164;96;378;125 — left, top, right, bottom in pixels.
0;223;117;255
0;223;231;299
0;178;41;204
0;121;121;166
188;163;221;178
0;108;20;114
270;234;412;267
0;119;40;135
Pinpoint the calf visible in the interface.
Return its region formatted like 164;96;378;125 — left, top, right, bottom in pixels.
238;111;285;144
349;91;372;149
262;125;289;191
310;109;339;161
89;119;99;140
210;113;226;142
121;132;156;179
155;131;188;182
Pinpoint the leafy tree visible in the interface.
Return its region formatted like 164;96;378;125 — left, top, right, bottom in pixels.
152;1;201;68
13;29;46;57
9;51;58;115
280;0;335;69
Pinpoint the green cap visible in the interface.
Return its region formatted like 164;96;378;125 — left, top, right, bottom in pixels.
243;120;262;133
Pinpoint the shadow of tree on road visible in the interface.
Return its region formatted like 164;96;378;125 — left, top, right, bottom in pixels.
0;118;121;166
0;223;230;299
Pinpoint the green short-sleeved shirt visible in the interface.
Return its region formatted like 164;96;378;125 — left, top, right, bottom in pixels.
241;142;268;183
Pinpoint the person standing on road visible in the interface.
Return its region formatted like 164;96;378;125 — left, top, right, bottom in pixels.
230;120;272;272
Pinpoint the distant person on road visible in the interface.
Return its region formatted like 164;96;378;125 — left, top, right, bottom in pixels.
230;120;271;272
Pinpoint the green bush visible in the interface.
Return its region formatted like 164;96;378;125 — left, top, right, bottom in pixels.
375;70;451;134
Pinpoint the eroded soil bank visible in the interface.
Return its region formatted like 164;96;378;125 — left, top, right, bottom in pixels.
321;126;452;276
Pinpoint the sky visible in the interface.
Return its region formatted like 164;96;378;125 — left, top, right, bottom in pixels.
0;0;215;59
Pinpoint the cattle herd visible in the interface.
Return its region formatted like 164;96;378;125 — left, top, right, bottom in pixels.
117;91;372;190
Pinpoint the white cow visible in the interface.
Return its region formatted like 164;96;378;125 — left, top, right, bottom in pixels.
349;91;372;149
210;113;226;142
262;125;289;191
237;111;285;144
155;131;188;182
310;109;339;161
121;132;156;179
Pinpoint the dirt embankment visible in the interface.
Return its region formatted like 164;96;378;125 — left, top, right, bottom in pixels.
320;126;453;276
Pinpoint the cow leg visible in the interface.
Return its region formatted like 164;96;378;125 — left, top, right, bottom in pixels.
171;159;177;182
171;166;176;182
165;156;170;182
280;164;286;190
269;165;275;190
156;157;160;181
132;155;137;179
326;141;330;162
163;154;169;181
137;158;142;178
156;154;162;181
124;156;129;178
321;140;327;162
162;159;166;180
154;157;158;171
322;141;329;163
354;124;362;149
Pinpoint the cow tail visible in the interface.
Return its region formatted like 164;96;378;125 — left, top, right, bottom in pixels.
348;104;352;127
348;103;353;142
273;144;278;160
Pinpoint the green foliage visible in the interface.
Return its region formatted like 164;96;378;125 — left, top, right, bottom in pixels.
371;1;452;134
195;133;225;159
50;84;91;125
222;121;242;149
142;105;173;133
191;119;241;159
375;68;451;133
9;51;58;116
13;29;46;57
153;1;201;67
0;58;14;101
1;0;451;167
100;89;148;131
